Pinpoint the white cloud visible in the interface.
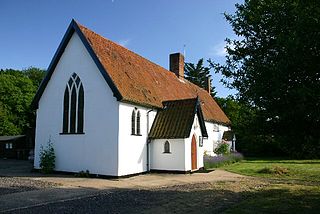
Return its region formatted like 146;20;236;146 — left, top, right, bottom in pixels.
118;39;131;47
209;41;227;57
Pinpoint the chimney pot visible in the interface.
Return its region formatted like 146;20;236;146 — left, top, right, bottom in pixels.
169;53;184;79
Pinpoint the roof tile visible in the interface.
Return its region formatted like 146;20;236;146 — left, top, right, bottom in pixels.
77;22;230;124
149;98;207;139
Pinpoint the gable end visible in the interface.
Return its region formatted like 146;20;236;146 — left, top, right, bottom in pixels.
31;19;122;109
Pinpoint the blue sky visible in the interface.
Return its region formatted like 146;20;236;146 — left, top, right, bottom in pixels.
0;0;242;97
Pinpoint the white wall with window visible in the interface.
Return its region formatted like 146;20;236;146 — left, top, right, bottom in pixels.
117;102;157;176
203;122;229;156
150;138;185;171
34;32;119;176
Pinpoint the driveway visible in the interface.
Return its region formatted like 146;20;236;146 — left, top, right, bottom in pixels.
0;159;247;213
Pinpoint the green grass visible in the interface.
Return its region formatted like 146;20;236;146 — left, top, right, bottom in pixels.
224;184;320;214
222;158;320;182
220;158;320;213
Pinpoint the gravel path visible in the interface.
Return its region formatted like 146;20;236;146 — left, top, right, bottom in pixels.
0;160;254;213
4;179;267;214
0;176;57;196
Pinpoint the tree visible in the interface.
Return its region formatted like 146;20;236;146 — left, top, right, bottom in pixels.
185;58;217;97
0;69;40;136
210;0;320;158
23;67;46;87
216;96;282;156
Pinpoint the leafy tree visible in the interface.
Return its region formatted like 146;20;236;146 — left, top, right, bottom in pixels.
185;58;217;97
210;0;320;158
23;67;46;87
216;96;282;156
0;69;40;135
0;102;20;135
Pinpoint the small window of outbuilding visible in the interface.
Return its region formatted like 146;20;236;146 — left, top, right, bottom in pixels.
5;143;13;149
164;141;170;153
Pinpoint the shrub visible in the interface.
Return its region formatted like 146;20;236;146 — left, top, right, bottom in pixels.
39;139;55;174
75;170;90;178
258;165;289;175
214;142;230;155
204;152;244;169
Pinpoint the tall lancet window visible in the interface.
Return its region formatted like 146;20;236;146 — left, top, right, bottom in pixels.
131;108;141;136
62;73;84;134
136;110;141;135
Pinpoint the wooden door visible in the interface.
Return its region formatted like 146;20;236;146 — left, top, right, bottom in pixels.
191;135;197;170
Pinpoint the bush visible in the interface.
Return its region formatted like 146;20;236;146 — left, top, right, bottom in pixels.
204;152;244;169
39;139;55;174
214;142;230;155
75;170;90;178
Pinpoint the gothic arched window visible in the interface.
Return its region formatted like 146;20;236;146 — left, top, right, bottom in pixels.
136;110;141;135
62;73;84;134
131;108;141;136
131;109;136;135
164;141;170;153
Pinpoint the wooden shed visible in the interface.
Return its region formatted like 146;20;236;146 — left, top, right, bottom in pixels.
0;135;29;159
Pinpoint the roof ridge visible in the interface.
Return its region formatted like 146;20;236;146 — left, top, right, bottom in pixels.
77;22;174;76
76;21;215;98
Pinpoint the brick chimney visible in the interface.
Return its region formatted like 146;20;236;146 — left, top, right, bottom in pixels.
206;76;211;94
169;53;184;79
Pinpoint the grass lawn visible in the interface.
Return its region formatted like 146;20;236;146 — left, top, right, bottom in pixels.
223;158;320;182
220;158;320;213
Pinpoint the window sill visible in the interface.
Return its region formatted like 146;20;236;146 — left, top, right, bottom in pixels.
60;132;85;135
131;134;142;136
163;152;171;154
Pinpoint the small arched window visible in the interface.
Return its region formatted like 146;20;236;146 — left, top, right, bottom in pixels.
62;73;84;134
131;108;142;136
164;141;170;153
136;111;141;135
131;110;136;135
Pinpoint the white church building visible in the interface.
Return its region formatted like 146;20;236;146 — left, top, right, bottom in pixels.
32;20;232;177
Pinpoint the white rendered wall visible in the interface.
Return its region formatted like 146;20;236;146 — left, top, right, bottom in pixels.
117;102;156;176
34;32;119;176
184;115;204;171
150;138;186;171
203;122;229;156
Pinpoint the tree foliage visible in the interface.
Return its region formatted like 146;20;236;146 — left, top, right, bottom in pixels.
24;67;46;87
185;58;217;97
0;68;45;136
216;96;282;156
211;0;320;158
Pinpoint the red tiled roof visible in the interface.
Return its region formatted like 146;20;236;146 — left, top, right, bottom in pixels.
77;22;230;124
